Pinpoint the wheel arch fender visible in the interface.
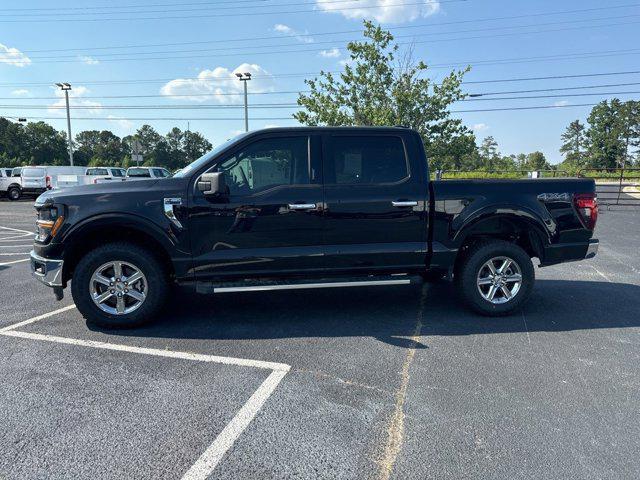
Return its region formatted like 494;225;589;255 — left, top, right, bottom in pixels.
61;213;178;281
453;205;552;258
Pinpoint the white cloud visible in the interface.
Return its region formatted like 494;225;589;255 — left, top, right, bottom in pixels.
107;115;134;130
273;23;314;43
554;100;570;107
263;124;280;129
472;123;489;132
48;85;103;116
319;48;341;58
160;63;276;103
0;43;31;67
79;55;100;65
11;89;29;96
316;0;440;23
339;58;354;67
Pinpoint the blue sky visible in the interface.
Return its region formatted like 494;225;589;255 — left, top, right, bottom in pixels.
1;0;639;164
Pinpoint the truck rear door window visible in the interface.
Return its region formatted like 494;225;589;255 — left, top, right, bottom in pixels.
111;169;125;177
327;136;408;185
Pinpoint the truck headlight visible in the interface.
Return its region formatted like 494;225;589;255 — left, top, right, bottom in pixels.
36;205;64;241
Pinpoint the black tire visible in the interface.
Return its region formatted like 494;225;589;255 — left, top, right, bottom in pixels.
71;242;168;328
7;187;21;201
456;239;534;316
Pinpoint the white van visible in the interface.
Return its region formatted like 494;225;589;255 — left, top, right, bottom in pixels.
18;166;87;197
126;166;172;180
0;168;22;200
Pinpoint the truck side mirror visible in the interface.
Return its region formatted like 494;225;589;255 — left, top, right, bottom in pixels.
197;172;227;196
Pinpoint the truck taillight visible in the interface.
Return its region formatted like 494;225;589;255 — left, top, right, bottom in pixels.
45;175;52;189
573;193;598;230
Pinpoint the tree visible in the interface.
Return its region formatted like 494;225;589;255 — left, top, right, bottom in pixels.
183;130;213;163
586;99;627;169
525;151;550;171
559;120;587;171
294;21;470;168
618;100;640;167
23;122;68;165
0;117;26;164
478;136;500;170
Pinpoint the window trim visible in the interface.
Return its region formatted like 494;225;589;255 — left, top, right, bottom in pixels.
323;133;411;187
203;134;313;197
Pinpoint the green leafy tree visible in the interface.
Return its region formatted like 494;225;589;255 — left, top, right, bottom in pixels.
294;21;470;169
23;121;68;165
586;99;627;169
525;151;550;171
0;117;26;163
560;120;587;164
183;130;213;163
478;136;500;170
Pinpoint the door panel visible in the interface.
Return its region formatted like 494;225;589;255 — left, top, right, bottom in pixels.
322;134;428;271
188;134;324;279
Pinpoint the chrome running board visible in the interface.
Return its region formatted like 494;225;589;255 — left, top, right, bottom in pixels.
213;278;411;293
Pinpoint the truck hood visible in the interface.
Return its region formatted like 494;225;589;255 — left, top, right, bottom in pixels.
36;178;161;204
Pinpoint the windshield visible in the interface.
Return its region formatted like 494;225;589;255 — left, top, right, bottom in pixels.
173;132;249;178
22;168;45;178
12;167;22;177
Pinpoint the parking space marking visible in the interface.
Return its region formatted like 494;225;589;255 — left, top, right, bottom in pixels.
0;305;291;478
0;225;33;235
0;258;30;266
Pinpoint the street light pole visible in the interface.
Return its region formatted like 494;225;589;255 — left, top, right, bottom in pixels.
56;83;74;166
235;72;252;132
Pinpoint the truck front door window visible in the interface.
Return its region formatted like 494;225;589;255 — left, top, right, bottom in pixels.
215;136;310;195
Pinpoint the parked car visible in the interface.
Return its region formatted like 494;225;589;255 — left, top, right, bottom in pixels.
30;127;599;328
126;166;171;180
84;167;127;184
0;168;22;200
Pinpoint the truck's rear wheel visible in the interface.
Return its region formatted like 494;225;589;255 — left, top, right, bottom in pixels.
456;239;534;316
71;242;168;328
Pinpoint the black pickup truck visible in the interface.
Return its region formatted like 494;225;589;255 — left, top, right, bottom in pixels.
30;127;599;328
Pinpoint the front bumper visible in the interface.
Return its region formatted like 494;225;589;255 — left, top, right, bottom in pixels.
30;250;64;287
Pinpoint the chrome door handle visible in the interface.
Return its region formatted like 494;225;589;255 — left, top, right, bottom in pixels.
288;203;317;210
391;201;418;207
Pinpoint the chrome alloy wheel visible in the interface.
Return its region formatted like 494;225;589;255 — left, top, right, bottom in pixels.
476;256;523;304
89;261;147;315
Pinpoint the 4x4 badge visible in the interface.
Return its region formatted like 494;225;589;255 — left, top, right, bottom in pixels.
537;192;570;202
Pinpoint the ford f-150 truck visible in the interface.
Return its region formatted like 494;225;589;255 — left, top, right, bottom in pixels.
30;127;599;328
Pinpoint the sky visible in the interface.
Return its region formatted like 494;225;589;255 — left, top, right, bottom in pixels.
1;0;639;164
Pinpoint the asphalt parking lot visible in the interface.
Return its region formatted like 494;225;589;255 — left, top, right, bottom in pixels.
1;199;639;479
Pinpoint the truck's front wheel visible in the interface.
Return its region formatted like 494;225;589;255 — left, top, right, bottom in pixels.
456;239;534;316
71;242;168;328
8;187;21;201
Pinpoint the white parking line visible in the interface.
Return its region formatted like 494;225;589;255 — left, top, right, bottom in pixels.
0;305;291;478
0;225;33;234
0;252;30;256
0;258;30;266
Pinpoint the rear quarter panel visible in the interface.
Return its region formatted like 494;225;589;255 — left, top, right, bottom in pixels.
431;178;597;252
